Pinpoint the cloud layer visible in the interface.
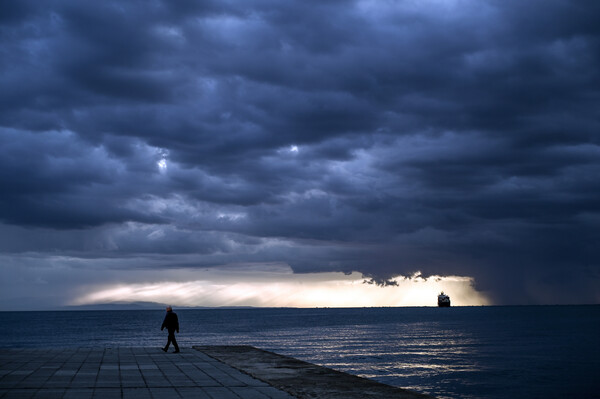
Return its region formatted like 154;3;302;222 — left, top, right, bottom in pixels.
1;0;599;306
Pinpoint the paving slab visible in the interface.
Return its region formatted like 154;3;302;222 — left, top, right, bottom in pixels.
0;348;294;399
0;347;434;398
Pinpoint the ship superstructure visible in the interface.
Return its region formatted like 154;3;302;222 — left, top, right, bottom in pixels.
438;292;451;307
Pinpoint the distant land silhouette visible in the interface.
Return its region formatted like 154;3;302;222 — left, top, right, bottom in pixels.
61;302;258;311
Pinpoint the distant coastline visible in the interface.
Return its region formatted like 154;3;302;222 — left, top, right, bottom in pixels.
61;302;260;311
3;302;597;312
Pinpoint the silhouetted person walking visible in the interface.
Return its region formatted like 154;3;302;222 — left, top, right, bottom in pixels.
161;306;180;353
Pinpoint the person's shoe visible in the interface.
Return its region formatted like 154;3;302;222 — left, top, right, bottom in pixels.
161;348;167;352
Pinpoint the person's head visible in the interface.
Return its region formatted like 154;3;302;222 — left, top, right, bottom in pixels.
166;306;172;312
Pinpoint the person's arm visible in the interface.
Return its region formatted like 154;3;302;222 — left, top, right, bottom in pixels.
161;315;166;330
175;315;179;333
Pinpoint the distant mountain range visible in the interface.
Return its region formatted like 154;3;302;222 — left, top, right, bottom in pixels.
61;302;257;311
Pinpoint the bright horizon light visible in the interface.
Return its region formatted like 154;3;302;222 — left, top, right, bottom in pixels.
71;265;490;308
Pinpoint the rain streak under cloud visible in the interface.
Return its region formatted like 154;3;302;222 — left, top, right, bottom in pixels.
0;0;599;309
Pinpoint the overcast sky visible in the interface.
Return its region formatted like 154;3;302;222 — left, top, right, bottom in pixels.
1;0;599;309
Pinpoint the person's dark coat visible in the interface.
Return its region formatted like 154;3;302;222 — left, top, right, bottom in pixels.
161;311;179;333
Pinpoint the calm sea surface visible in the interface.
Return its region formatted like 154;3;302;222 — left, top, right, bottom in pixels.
1;306;598;398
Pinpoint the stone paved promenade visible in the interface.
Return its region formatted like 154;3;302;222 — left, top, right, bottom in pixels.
0;347;295;399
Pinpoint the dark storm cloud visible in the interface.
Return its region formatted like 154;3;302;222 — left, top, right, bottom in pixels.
1;0;599;305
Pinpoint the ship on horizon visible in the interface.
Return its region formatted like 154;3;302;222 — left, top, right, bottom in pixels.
438;292;451;307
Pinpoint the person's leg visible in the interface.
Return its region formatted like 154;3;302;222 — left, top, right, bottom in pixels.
166;331;177;351
172;334;180;352
163;334;172;351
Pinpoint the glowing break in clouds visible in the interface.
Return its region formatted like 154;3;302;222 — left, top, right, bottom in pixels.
72;264;490;307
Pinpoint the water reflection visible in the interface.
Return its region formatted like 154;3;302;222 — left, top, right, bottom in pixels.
188;321;485;398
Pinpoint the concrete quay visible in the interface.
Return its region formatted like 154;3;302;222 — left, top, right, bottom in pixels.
0;346;432;398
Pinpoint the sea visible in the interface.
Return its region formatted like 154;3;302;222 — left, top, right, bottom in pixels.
1;306;598;399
